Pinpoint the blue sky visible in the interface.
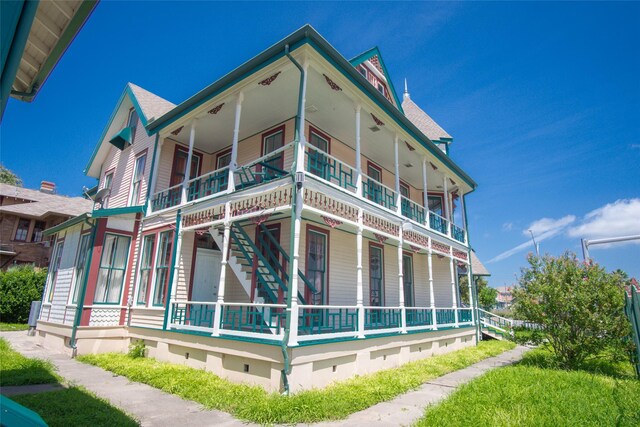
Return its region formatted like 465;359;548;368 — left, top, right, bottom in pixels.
2;2;639;286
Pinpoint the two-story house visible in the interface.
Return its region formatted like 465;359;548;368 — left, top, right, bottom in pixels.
38;25;485;393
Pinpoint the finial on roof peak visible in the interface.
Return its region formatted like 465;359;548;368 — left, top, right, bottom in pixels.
403;78;410;100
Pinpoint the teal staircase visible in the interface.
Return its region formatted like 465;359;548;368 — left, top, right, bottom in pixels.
229;223;318;305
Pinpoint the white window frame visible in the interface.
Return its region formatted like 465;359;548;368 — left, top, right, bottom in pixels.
69;233;92;305
45;240;65;303
129;153;147;206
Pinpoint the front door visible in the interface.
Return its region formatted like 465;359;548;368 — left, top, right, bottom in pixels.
191;248;222;302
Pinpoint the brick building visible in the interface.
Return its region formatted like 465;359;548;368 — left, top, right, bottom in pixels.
0;182;93;269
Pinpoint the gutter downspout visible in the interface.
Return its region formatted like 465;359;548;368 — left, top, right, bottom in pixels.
69;216;97;357
281;42;306;395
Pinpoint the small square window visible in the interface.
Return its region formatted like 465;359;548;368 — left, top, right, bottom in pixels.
14;218;31;241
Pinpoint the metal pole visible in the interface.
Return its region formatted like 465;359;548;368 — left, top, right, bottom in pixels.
528;229;540;257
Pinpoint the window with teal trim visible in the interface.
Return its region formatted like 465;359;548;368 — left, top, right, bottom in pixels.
307;230;327;305
137;235;155;305
94;234;130;304
152;231;173;306
71;234;92;304
45;240;64;302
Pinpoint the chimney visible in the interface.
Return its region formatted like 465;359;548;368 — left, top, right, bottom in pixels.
40;181;56;194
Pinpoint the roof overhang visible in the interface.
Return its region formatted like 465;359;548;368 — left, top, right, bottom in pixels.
43;212;91;236
91;205;145;218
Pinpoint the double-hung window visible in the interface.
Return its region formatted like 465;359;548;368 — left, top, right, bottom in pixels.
31;221;46;242
402;254;414;307
94;234;130;304
129;153;147;205
308;128;330;180
71;234;92;304
262;127;285;179
152;231;173;306
14;218;30;241
46;241;64;302
306;229;328;305
136;235;155;305
369;243;384;307
102;172;113;208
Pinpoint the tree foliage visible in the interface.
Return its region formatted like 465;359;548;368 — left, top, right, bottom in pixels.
459;276;497;310
513;253;632;369
0;265;47;323
0;164;23;187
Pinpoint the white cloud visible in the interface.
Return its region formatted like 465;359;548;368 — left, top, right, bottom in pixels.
524;215;576;237
567;199;640;241
502;222;514;231
630;144;640;150
488;215;576;263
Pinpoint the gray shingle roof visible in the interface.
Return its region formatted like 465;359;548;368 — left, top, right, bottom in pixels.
470;250;490;276
0;183;93;218
128;83;176;124
402;96;452;142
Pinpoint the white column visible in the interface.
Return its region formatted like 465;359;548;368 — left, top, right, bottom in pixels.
181;120;197;204
394;135;401;214
466;262;475;324
356;208;365;338
167;229;184;328
355;104;362;196
211;202;231;336
147;137;164;216
228;93;244;193
428;239;437;330
450;248;459;327
422;157;429;208
398;231;406;333
443;174;451;236
460;193;468;244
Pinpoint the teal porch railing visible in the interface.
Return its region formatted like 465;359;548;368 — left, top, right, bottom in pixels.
234;143;292;190
458;308;473;323
304;146;357;192
451;224;466;243
170;301;216;329
435;308;456;325
364;307;402;331
429;211;449;235
297;306;358;336
220;303;285;335
186;167;230;202
150;183;183;212
405;307;434;327
401;196;426;223
362;176;397;211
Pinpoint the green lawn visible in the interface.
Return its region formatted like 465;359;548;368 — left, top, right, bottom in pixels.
11;387;139;427
0;337;59;386
417;347;640;427
78;340;514;424
0;322;29;331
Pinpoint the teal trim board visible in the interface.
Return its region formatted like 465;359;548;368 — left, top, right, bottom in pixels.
108;126;134;150
92;205;146;218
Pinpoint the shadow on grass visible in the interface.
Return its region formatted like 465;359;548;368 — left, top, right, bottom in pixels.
1;366;60;387
12;387;138;427
518;346;637;380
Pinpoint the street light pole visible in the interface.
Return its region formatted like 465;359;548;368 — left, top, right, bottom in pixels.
528;229;540;257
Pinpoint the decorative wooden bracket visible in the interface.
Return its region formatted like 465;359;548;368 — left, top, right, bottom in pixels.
259;72;281;86
321;215;343;228
323;74;342;91
208;103;225;114
171;126;184;136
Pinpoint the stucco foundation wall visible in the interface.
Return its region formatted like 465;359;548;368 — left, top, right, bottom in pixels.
36;321;129;356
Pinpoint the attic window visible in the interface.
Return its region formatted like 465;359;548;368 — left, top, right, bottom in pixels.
127;108;139;128
109;108;138;150
377;83;385;96
357;65;368;79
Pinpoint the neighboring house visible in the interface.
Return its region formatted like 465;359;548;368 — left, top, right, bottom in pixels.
0;182;93;269
495;286;514;309
0;0;98;119
38;25;484;392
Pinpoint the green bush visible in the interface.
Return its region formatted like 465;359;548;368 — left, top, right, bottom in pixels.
0;265;47;323
127;340;146;358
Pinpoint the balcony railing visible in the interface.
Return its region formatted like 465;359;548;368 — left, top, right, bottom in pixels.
234;142;293;190
429;211;449;235
451;224;466;243
169;301;474;343
305;146;357;193
362;174;397;211
150;183;183;212
401;196;426;223
186;166;230;202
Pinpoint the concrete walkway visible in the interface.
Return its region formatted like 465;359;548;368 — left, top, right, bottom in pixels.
1;331;528;426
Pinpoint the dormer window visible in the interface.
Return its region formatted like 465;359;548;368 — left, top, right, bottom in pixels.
357;64;368;79
377;82;386;96
127;108;139;128
109;107;138;150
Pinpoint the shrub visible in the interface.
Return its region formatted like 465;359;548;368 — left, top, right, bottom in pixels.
0;265;47;323
513;253;633;369
127;340;146;358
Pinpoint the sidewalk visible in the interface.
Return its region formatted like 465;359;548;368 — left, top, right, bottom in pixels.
1;331;528;426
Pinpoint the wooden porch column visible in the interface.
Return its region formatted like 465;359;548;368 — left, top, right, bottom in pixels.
146;136;164;216
422;157;429;211
449;248;459;327
228;92;244;193
355;104;362;195
181;120;197;204
356;208;365;338
394;135;401;214
398;229;406;333
443;174;452;236
460;193;468;244
428;238;437;330
211;202;231;337
466;261;475;324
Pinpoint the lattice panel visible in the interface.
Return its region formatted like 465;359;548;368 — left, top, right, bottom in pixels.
363;212;399;235
303;189;358;222
403;230;428;248
89;308;121;327
182;205;224;228
452;249;468;261
230;187;292;217
431;241;451;256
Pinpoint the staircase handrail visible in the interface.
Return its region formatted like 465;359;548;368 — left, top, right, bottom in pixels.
477;308;514;326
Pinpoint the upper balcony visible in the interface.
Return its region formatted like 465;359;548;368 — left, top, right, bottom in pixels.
145;46;472;246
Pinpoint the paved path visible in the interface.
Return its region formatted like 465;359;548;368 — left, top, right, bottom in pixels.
1;331;528;426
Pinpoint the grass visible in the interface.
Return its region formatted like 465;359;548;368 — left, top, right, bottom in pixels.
78;339;515;424
11;387;139;427
0;337;59;386
0;322;29;331
417;346;640;427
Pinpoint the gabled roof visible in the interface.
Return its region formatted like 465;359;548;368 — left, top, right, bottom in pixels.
402;95;452;143
84;83;175;177
470;250;490;276
349;47;403;113
0;183;93;218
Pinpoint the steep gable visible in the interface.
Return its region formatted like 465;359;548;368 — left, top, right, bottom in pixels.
402;85;452;152
350;47;403;112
